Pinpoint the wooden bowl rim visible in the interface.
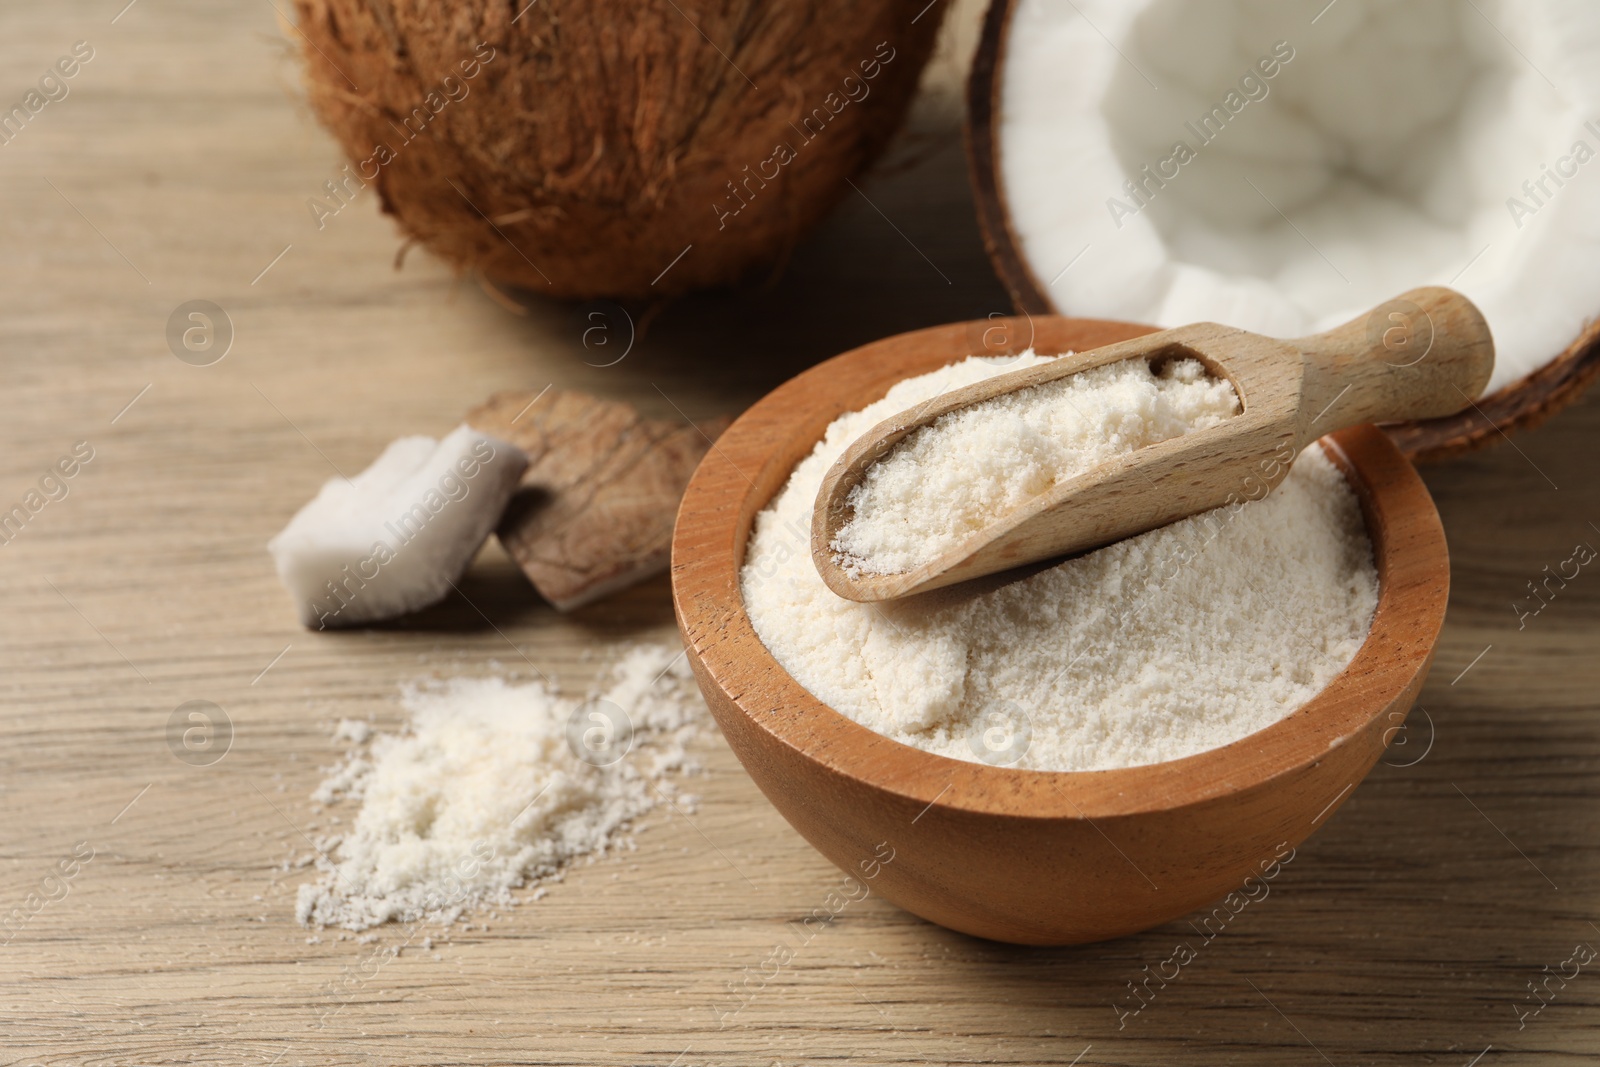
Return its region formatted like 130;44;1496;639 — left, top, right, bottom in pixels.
961;0;1600;463
671;314;1449;822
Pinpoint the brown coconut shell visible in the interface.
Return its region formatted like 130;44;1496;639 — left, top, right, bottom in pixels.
964;0;1600;463
289;0;945;301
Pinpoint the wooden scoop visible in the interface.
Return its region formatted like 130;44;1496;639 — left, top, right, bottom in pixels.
812;287;1494;602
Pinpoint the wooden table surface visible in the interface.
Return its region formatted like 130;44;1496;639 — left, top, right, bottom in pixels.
3;3;1598;1065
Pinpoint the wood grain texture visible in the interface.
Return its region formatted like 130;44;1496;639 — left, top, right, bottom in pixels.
962;0;1600;464
811;287;1490;601
675;316;1450;944
2;2;1599;1065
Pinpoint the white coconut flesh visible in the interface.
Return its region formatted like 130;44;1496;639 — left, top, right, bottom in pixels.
997;0;1600;396
268;424;528;629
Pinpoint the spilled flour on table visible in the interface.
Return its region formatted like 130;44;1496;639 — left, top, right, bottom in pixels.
296;642;708;930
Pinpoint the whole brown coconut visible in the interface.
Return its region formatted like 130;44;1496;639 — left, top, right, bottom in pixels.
290;0;945;299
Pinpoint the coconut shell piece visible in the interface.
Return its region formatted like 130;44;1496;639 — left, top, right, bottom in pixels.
468;388;730;611
963;0;1600;463
290;0;945;299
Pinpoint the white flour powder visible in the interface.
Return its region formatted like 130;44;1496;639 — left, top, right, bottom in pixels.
743;355;1379;771
297;643;706;930
833;356;1238;575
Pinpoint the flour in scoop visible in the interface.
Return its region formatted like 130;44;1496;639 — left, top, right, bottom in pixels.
832;355;1239;576
743;354;1378;772
296;642;707;930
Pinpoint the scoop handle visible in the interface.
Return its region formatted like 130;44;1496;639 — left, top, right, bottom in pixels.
1293;287;1495;439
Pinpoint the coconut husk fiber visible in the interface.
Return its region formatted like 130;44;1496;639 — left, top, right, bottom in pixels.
290;0;946;299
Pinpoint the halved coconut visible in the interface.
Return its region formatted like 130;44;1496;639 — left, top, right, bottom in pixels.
968;0;1600;460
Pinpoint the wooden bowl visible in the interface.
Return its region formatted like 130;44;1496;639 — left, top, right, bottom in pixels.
962;0;1600;463
670;315;1449;945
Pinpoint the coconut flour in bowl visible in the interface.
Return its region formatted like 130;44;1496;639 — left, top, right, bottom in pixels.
740;353;1380;772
